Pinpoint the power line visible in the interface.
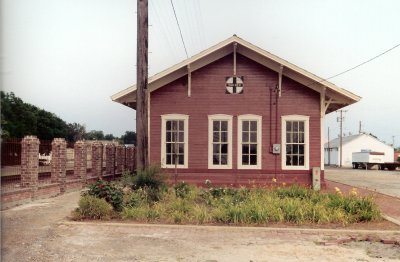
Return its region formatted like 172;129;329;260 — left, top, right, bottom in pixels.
150;0;181;60
308;43;400;87
170;0;189;58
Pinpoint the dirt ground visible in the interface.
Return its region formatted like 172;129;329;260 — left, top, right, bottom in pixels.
2;191;400;262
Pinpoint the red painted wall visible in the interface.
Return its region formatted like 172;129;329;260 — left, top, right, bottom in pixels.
150;54;322;187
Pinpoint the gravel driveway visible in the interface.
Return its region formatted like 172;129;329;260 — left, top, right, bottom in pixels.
2;190;400;261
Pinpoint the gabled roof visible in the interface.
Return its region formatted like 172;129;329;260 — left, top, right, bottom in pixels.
111;35;361;111
324;134;363;148
324;133;393;148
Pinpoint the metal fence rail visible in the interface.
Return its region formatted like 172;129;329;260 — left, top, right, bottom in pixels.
1;139;132;194
1;138;22;167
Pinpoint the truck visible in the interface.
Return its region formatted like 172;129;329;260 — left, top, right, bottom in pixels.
352;151;400;170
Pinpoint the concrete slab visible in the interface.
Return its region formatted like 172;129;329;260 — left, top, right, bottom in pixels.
325;167;400;198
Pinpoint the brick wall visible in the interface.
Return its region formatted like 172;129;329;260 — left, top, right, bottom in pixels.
20;136;39;189
1;137;126;209
116;145;126;174
74;140;87;183
51;138;67;192
91;141;103;178
125;147;136;172
105;144;115;176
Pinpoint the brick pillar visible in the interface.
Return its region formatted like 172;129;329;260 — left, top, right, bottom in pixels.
74;140;87;183
115;145;126;174
126;147;135;172
105;144;115;176
51;138;67;192
92;141;103;178
121;146;126;172
126;147;132;172
21;136;40;190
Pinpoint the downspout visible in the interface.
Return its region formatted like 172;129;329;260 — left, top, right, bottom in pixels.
274;84;279;180
274;66;283;180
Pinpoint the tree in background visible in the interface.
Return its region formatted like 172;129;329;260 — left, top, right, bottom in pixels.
86;130;105;140
121;131;136;145
104;134;115;140
1;91;125;143
1;91;68;139
67;123;87;142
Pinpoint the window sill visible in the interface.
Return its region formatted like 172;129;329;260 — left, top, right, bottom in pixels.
162;165;188;169
237;165;262;170
208;165;232;169
281;166;309;171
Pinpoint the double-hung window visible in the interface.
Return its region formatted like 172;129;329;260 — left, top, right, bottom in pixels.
208;114;232;169
281;115;309;170
161;114;189;168
237;115;262;169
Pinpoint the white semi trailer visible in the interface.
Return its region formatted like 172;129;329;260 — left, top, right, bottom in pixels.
352;151;399;170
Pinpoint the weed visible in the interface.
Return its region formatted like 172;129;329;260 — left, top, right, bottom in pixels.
87;180;124;211
73;195;112;220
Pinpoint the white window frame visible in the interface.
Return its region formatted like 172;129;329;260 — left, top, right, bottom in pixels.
237;114;262;170
208;114;233;169
281;115;309;170
161;114;189;168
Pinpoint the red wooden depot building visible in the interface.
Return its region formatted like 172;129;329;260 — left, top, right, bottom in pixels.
112;35;360;189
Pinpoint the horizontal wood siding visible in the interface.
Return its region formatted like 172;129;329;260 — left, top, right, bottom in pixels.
150;54;321;186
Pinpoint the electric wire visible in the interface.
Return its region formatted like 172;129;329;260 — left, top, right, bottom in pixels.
309;43;400;87
150;0;181;60
170;0;189;58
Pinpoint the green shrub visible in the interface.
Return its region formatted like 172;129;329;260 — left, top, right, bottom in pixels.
125;188;148;208
132;165;166;190
125;187;164;207
87;180;124;211
174;181;192;199
82;182;381;225
121;170;136;188
74;195;112;219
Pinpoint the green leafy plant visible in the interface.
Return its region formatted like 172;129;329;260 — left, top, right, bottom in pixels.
174;181;192;199
78;181;381;225
87;180;124;211
121;170;136;188
73;195;112;220
120;165;166;191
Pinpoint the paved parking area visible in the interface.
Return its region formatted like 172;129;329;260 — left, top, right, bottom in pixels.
325;167;400;198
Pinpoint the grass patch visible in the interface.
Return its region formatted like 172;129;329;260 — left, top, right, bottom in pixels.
76;175;381;225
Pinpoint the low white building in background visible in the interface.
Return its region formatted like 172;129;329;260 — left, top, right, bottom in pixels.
324;133;394;167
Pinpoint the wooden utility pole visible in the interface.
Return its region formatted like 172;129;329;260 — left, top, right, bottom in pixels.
327;127;330;166
337;110;347;168
136;0;149;170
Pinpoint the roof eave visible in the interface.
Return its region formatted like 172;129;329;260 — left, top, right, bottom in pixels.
111;35;360;109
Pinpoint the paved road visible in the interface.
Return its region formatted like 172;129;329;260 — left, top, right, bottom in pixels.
325;167;400;198
2;191;400;261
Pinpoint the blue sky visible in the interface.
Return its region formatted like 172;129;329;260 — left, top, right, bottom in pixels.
2;0;400;146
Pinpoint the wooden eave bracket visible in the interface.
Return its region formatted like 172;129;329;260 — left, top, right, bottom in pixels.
187;64;191;97
233;42;237;75
278;65;283;97
324;98;332;113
